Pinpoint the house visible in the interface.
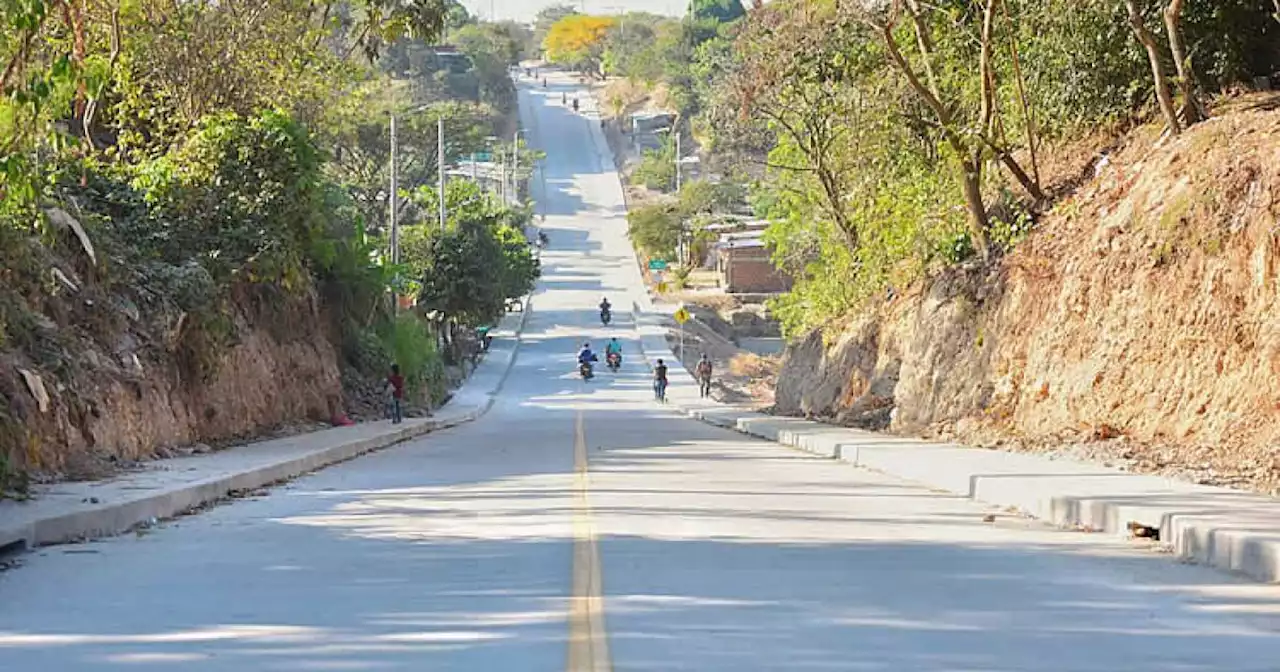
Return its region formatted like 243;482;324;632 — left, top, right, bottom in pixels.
713;231;792;294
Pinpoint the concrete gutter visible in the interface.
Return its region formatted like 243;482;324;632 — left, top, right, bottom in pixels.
628;300;1280;584
0;297;533;554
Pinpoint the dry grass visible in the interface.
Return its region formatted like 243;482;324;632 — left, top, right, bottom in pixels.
729;352;778;380
665;292;741;313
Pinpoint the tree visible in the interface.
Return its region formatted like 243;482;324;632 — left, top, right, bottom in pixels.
543;15;617;75
533;4;580;55
1125;0;1183;134
728;4;866;250
627;201;681;258
602;14;670;82
692;0;747;24
453;23;520;111
402;180;539;327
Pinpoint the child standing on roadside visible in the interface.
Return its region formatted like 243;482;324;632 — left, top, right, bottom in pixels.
386;364;405;424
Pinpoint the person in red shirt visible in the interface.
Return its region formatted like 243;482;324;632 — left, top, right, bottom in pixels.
386;364;405;424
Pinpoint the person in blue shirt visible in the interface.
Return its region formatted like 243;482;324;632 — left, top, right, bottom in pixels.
578;342;597;379
605;337;623;370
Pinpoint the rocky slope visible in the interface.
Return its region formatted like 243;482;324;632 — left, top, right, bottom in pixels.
775;101;1280;496
1;285;345;485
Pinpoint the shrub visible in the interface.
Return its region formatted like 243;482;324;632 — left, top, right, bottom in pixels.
632;140;677;191
627;201;680;258
378;314;447;405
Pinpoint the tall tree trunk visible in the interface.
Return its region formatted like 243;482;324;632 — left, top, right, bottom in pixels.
1163;0;1203;125
874;9;990;258
960;154;992;254
984;139;1047;203
1126;0;1182;134
1001;0;1041;187
978;0;998;138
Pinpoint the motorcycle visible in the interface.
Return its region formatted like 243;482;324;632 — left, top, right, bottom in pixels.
606;351;621;372
600;308;611;325
579;359;596;380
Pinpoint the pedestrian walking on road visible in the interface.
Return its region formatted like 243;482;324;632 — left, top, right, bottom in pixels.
386;364;405;424
654;358;669;402
696;353;713;398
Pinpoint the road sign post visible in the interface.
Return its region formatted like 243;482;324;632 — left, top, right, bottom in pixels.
673;305;690;359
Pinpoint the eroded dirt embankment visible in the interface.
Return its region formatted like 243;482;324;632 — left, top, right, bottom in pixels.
776;104;1280;495
2;285;343;484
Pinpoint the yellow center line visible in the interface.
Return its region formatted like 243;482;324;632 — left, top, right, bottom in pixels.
568;408;612;671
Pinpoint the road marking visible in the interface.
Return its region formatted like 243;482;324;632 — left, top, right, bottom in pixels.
568;409;612;671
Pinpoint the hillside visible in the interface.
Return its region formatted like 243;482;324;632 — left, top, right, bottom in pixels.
776;99;1280;495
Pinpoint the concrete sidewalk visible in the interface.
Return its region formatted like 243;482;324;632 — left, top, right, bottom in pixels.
628;300;1280;584
0;299;532;554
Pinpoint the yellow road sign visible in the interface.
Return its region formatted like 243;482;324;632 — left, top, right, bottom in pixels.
673;307;691;324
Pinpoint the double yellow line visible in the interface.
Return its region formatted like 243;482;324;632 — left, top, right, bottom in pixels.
568;409;612;671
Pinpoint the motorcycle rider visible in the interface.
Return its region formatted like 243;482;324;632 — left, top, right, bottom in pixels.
605;337;623;369
578;341;597;379
599;297;612;318
572;97;579;112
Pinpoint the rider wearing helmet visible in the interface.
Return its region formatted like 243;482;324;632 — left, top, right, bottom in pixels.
605;337;623;367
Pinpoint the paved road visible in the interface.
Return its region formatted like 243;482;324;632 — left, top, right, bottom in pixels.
2;73;1279;671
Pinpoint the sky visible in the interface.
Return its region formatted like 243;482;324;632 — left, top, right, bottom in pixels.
458;0;689;23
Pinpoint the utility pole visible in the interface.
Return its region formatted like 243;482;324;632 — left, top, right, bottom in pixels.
674;125;682;191
437;117;446;231
390;115;399;264
512;130;521;205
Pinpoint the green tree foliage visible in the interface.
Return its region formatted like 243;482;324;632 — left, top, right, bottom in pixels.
632;138;676;192
627;201;681;259
453;23;521;111
0;0;529;484
691;0;747;25
129;111;325;284
401;180;540;327
704;0;1279;336
627;179;739;260
378;313;448;404
601;14;676;83
533;4;581;53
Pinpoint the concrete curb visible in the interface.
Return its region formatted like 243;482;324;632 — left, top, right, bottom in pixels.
626;302;1280;584
0;296;534;554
